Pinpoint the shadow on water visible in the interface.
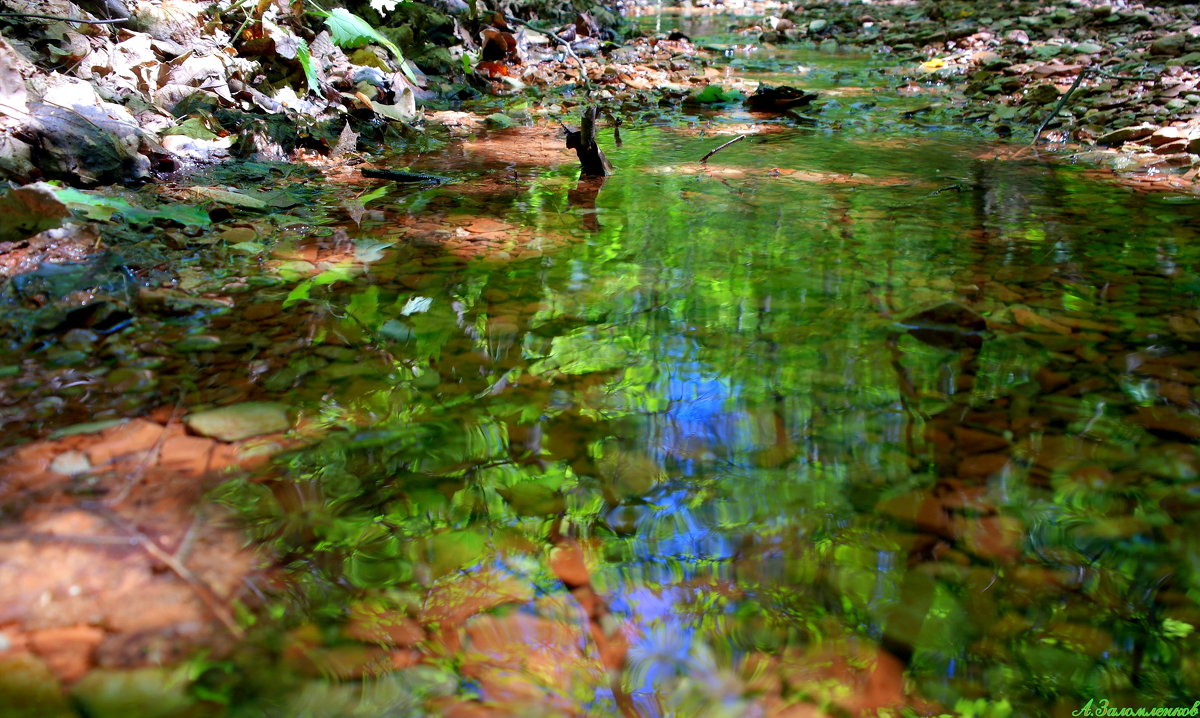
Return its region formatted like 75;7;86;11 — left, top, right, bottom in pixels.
3;77;1200;718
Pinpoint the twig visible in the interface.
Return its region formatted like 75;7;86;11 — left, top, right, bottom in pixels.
1031;67;1090;145
106;397;186;506
700;134;746;163
87;503;245;638
504;14;592;93
0;11;127;23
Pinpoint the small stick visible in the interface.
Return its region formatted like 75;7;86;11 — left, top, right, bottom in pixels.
1031;67;1090;145
87;504;245;638
107;397;185;506
504;14;592;92
700;134;746;163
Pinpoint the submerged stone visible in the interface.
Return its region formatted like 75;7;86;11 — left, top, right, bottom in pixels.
185;402;291;441
174;335;222;352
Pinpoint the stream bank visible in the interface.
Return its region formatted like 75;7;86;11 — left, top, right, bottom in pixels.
715;0;1200;194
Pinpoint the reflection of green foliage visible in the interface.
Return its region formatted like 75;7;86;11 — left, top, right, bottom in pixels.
203;125;1200;715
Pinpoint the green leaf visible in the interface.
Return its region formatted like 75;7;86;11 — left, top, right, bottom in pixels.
296;37;320;95
229;241;267;254
161;117;219;140
320;8;417;83
50;186;211;227
284;281;313;307
358;185;389;205
693;84;744;104
1163;617;1195;639
484;112;516;129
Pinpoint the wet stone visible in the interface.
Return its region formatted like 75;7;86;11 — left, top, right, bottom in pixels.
46;348;89;367
1096;123;1157;146
244;301;283;321
174;335;222;352
86;419;164;465
49;450;91;476
106;368;157;393
184;401;291;442
60;328;99;350
1150;33;1189;57
0;655;76;718
159;434;217;474
1024;84;1060;105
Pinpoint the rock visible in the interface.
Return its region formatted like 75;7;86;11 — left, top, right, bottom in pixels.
0;655;76;718
953;427;1010;454
1154;140;1189;155
0;184;68;243
971;50;1002;67
86;419;165;465
174;334;222;352
28;79;150;185
899;302;988;350
1095;123;1157;146
1005;29;1029;45
1031;44;1063;60
158;434;217;474
60;328;99;350
484;113;516;129
1024;83;1060;105
0;134;34;183
49;450;92;476
243;301;282;321
105;368;158;393
1148;126;1187;146
184;402;291;441
1169;53;1200;68
1133;406;1200;440
72;668;198;718
958;452;1010;478
1150;33;1189;57
1074;42;1104;54
29;625;105;683
809;19;828;33
1011;306;1072;335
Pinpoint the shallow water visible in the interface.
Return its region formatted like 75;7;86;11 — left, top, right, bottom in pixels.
8;34;1200;718
196;107;1200;715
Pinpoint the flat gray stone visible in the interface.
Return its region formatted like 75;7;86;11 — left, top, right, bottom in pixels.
185;402;291;442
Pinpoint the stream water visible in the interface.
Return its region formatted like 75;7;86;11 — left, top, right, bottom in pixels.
7;24;1200;718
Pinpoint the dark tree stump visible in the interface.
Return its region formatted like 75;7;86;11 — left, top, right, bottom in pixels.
565;106;612;177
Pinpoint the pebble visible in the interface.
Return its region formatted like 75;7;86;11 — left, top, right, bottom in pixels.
49;450;92;476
